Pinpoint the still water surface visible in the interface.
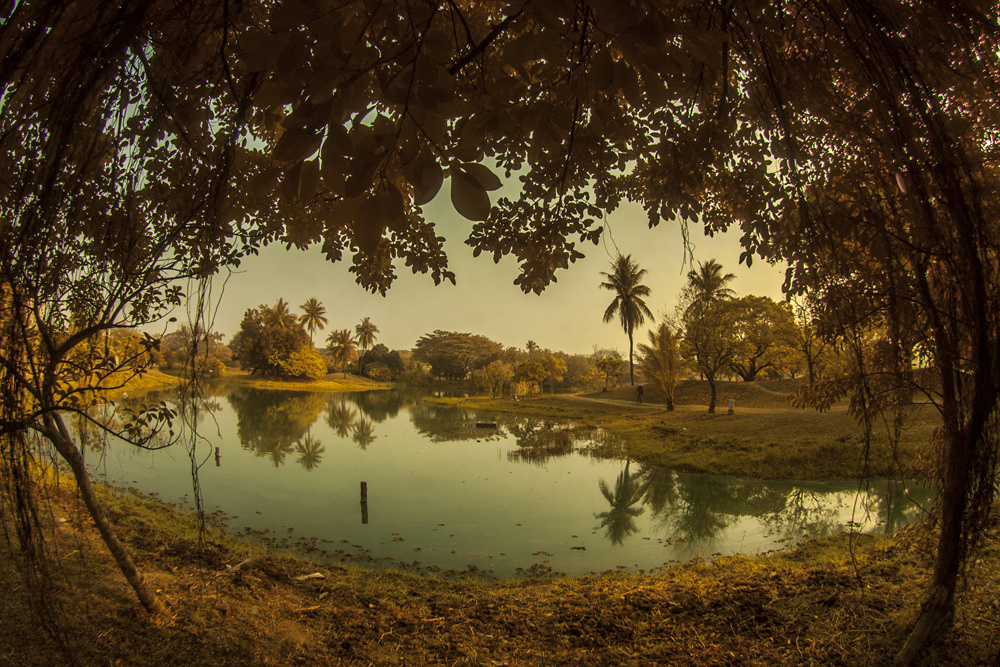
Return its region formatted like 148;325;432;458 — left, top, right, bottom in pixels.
89;387;933;578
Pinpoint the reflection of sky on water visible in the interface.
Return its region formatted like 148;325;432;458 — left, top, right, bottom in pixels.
86;388;934;578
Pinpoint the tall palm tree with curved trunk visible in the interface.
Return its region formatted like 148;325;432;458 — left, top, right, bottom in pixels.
326;329;358;377
601;254;653;385
299;298;328;347
354;316;379;375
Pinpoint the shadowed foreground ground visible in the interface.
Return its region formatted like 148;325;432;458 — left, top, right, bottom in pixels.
2;479;998;666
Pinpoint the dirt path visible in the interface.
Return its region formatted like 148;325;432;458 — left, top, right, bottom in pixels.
543;391;835;415
546;394;692;412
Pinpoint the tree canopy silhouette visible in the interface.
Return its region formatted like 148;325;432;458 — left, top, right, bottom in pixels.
2;2;999;660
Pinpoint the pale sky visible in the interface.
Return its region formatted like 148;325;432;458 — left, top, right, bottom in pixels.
198;197;787;356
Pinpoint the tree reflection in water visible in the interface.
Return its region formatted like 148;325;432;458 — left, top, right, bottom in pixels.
114;388;936;562
325;396;358;437
295;433;325;471
505;417;576;465
352;417;376;450
352;389;411;422
595;461;647;545
227;388;325;468
409;402;503;443
595;463;936;549
858;479;932;534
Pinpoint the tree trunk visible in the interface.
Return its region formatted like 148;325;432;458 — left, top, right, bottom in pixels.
44;414;163;614
628;329;635;385
707;376;717;413
893;428;972;665
895;320;993;664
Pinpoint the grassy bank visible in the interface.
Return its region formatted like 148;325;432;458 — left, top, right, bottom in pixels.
217;370;391;393
2;478;996;665
110;369;391;397
434;380;938;480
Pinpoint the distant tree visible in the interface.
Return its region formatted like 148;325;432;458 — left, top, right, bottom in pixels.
541;354;568;394
601;254;653;386
275;345;327;380
267;298;298;329
683;259;736;311
638;322;686;410
232;302;316;378
593;348;625;390
680;260;740;412
682;299;741;413
326;329;358;377
561;353;601;391
727;296;798;381
526;340;539;355
299;298;328;347
791;297;833;383
156;325;233;377
358;343;405;381
412;330;503;380
354;317;380;375
513;360;547;396
471;360;515;398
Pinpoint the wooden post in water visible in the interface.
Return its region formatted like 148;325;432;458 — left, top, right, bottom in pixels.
215;447;221;467
360;481;369;524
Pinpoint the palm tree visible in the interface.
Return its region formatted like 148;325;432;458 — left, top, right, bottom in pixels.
266;298;298;328
326;329;358;377
684;259;736;311
637;322;686;410
299;298;328;347
354;316;379;375
600;254;653;385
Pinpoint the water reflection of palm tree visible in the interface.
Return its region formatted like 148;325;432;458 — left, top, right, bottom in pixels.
325;398;358;437
594;461;647;545
296;434;325;470
352;417;376;450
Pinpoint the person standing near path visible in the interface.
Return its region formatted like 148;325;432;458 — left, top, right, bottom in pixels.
636;384;644;403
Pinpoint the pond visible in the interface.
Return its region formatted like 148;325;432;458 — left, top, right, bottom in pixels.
85;386;934;579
